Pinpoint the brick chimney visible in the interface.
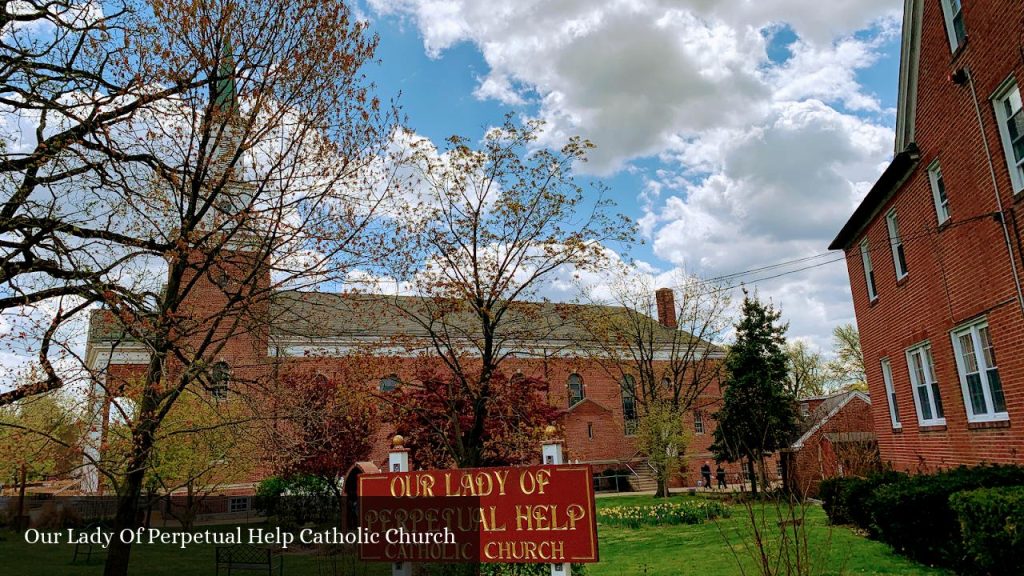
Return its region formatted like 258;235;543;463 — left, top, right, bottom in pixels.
655;288;677;328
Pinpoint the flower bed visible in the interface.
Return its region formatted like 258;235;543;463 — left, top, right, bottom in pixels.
597;499;730;528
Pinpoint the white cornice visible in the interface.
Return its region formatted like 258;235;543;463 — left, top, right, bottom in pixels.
895;0;923;152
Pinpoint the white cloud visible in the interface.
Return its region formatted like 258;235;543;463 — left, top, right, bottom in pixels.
369;0;902;347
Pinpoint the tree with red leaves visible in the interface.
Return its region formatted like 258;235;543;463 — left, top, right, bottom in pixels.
386;370;560;469
271;372;377;500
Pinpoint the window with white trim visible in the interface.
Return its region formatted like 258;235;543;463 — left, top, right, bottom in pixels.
994;80;1024;194
229;497;250;513
906;343;945;425
886;210;908;279
694;410;704;435
881;358;901;428
939;0;965;52
860;239;877;301
951;320;1007;422
928;161;951;225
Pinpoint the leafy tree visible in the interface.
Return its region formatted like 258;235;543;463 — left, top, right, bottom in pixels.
381;118;634;467
2;2;396;574
635;401;689;498
269;371;377;502
785;341;828;398
711;291;799;496
386;370;561;469
0;392;82;484
144;391;256;530
827;323;867;391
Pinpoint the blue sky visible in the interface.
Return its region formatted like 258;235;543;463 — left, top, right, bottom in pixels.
357;0;906;348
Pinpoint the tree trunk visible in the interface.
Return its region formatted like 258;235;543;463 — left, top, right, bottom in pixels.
746;457;758;497
103;457;148;576
655;474;669;498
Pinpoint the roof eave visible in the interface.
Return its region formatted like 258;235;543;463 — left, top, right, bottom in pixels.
828;143;921;251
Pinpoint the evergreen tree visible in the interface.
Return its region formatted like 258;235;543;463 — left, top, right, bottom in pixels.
710;291;799;496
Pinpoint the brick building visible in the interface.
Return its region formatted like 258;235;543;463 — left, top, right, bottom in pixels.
83;260;743;493
782;392;877;497
829;0;1024;472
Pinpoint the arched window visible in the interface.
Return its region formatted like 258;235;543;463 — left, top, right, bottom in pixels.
621;375;638;435
209;361;231;400
379;375;400;392
567;373;584;407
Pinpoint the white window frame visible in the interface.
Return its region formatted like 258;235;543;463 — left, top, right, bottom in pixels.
928;161;951;225
906;343;945;426
881;358;901;429
939;0;965;53
951;319;1008;423
993;79;1024;194
886;210;908;280
694;410;704;435
860;239;877;301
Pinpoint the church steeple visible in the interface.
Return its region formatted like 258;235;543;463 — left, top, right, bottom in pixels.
207;36;252;219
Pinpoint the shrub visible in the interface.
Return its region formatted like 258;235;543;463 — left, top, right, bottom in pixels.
597;499;730;528
819;470;906;530
868;465;1024;569
950;486;1024;576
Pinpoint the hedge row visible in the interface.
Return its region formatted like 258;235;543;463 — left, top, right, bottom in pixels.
819;465;1024;574
950;486;1024;576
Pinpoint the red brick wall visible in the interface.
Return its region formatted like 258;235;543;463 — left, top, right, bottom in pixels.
787;397;876;497
843;1;1024;472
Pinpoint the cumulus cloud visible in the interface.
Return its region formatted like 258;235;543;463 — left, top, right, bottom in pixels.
368;0;902;347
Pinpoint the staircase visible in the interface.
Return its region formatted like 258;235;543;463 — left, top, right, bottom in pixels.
626;462;659;492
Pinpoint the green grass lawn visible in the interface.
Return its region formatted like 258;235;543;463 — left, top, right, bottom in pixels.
0;495;948;575
590;493;949;576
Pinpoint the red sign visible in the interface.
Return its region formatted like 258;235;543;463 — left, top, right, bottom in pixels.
358;465;598;564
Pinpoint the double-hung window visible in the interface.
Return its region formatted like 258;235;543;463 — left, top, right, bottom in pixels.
881;358;901;429
886;210;908;279
928;161;951;224
939;0;966;52
994;80;1024;194
860;239;877;301
951;320;1007;422
906;344;944;426
694;410;704;435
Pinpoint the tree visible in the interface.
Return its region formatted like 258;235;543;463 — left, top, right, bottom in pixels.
2;2;397;574
711;291;800;497
827;323;867;392
634;401;689;498
386;370;561;469
0;392;82;484
145;391;256;530
380;118;634;467
572;267;730;496
785;341;828;398
268;370;377;502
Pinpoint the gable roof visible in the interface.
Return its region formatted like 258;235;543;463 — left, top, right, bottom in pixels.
88;290;720;355
791;391;871;449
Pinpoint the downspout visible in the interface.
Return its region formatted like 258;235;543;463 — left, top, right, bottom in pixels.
964;67;1024;318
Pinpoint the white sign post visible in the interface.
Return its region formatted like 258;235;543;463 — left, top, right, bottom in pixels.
389;435;412;576
542;425;572;576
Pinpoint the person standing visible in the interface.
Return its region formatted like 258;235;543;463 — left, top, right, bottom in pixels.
700;461;712;490
716;464;728;490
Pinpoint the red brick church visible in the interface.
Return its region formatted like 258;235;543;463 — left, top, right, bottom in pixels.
82;244;743;494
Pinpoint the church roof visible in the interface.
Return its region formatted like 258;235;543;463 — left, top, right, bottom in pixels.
88;290;718;352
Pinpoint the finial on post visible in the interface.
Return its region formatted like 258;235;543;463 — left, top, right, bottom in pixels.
391;434;405;448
